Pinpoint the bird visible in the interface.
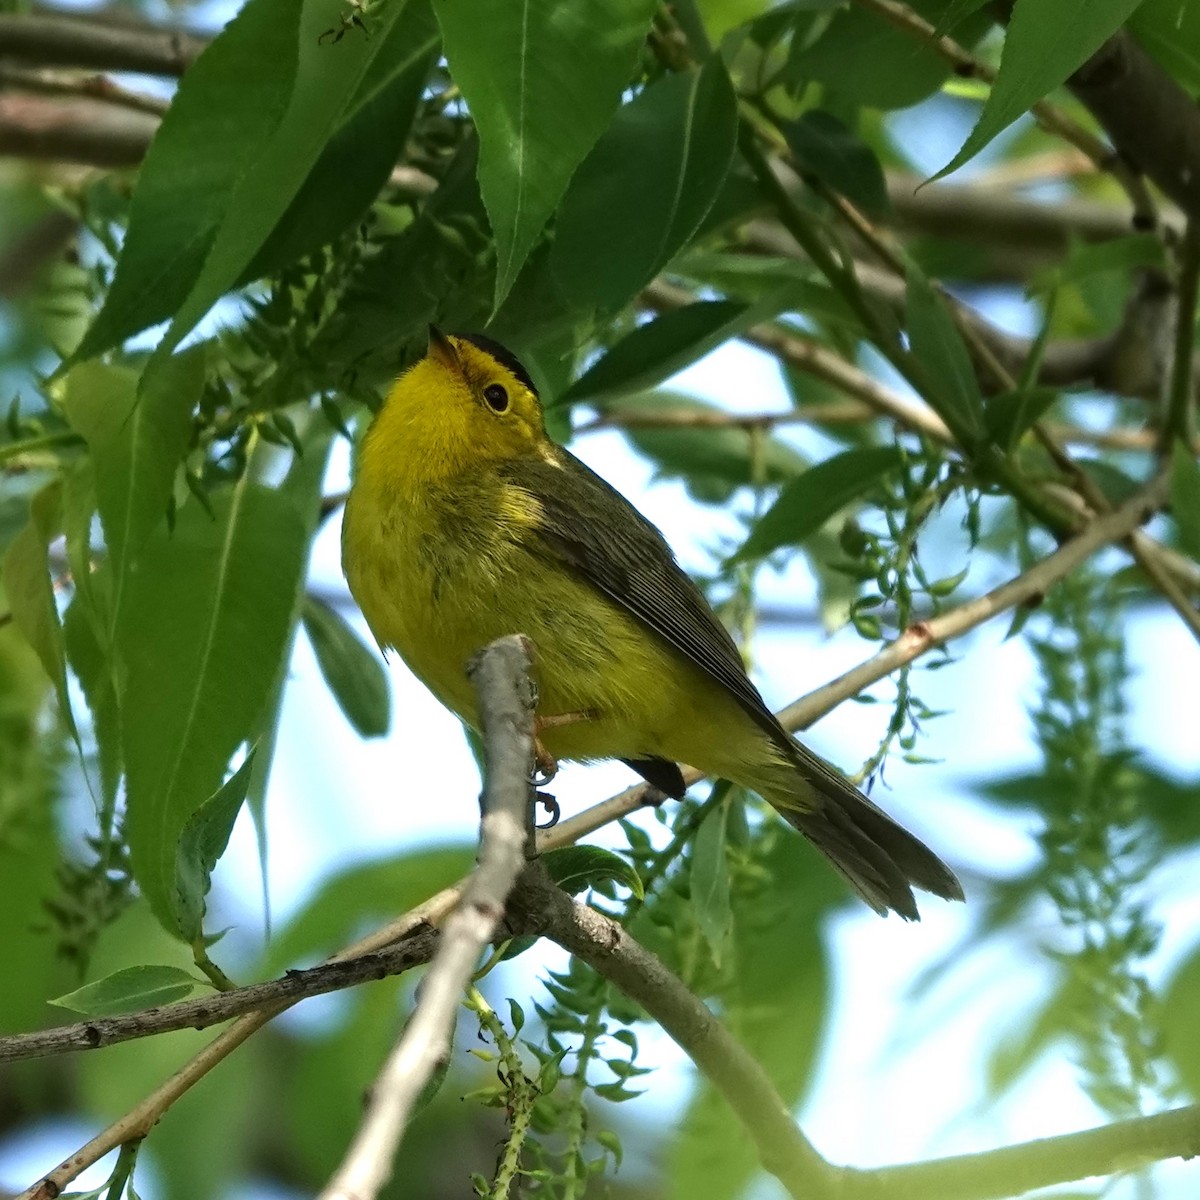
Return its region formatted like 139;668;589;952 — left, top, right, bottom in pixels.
341;327;963;919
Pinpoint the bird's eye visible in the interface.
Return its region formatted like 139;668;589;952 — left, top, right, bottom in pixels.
483;383;509;413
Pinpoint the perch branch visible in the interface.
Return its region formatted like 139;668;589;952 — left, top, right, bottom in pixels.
317;636;536;1200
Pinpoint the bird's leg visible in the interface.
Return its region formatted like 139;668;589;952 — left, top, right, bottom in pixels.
530;709;598;786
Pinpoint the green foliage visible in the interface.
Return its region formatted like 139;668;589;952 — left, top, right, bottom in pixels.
0;0;1196;1196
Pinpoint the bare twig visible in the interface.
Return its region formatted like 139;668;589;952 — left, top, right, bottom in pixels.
0;12;205;76
18;888;462;1200
0;64;169;115
0;90;157;168
1163;219;1200;453
317;636;536;1200
0;930;439;1065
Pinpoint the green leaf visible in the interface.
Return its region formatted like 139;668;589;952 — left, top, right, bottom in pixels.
784;110;890;218
76;0;434;361
690;799;731;965
1171;441;1200;562
543;845;643;899
63;352;204;639
789;3;990;109
303;595;391;738
1132;0;1200;90
906;264;986;444
562;301;749;405
935;0;1146;181
120;467;324;937
63;595;122;814
983;386;1057;452
1028;233;1166;296
551;57;738;311
51;965;209;1017
175;750;259;943
241;2;440;281
2;480;76;736
435;0;658;309
731;446;903;562
608;390;808;505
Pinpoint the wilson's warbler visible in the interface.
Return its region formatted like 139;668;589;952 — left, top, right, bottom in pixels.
342;329;963;919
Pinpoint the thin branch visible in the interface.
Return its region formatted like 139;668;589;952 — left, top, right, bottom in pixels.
854;0;1156;224
0;12;206;77
0;91;157;168
851;1102;1200;1200
542;473;1171;852
510;866;837;1200
18;887;463;1200
0;64;169;115
317;636;537;1200
1163;219;1200;453
0;929;439;1065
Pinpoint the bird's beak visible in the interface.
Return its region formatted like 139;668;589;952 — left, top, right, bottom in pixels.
427;325;461;372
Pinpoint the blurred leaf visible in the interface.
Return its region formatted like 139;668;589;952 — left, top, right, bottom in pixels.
906;265;985;444
264;844;474;971
1029;234;1166;296
789;2;990;109
1132;0;1200;90
784;110;890;217
63;351;204;639
983;387;1057;452
935;0;1145;181
543;845;643;898
562;302;749;405
1164;942;1200;1097
731;446;902;562
1078;457;1142;507
2;480;76;737
303;595;391;737
691;798;731;965
174;750;258;943
551;57;738;310
606;389;808;504
1171;440;1200;561
121;463;325;937
51;965;209;1016
436;0;658;308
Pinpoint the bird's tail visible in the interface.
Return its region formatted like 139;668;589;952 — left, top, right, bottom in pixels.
758;747;963;920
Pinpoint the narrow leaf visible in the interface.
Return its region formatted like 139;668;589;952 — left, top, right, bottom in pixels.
906;265;985;444
551;57;738;311
784;110;890;217
1171;441;1200;562
543;845;643;899
175;749;259;942
691;799;731;964
303;594;391;738
121;467;323;936
935;0;1145;180
731;446;903;562
63;351;204;639
436;0;659;308
51;965;209;1017
2;481;76;736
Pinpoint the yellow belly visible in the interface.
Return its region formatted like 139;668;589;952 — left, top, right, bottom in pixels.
341;476;787;787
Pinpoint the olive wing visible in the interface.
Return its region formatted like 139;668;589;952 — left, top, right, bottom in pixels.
501;453;789;752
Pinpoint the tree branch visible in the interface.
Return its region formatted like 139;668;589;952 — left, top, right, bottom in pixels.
0;90;157;168
851;1102;1200;1200
509;865;838;1200
0;12;205;76
0;929;439;1065
317;636;537;1200
542;473;1171;850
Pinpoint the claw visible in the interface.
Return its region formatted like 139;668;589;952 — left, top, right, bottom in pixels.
534;791;560;828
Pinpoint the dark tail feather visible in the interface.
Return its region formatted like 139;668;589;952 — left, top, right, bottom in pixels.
785;788;964;921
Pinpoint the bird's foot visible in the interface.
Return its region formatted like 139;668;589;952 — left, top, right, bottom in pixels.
534;791;560;828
